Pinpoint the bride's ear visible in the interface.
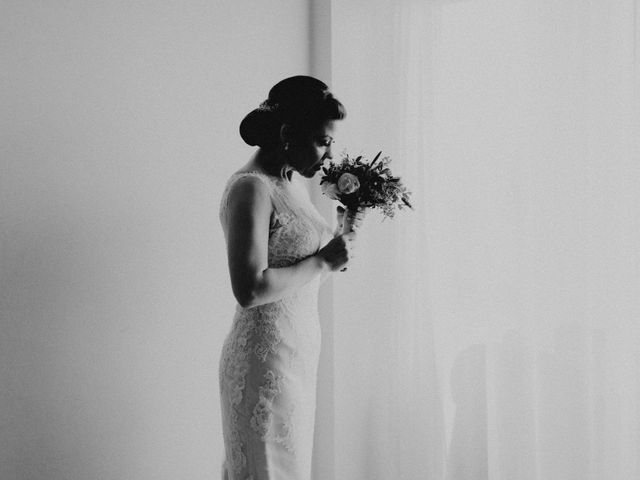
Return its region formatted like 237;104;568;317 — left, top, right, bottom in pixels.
279;124;294;145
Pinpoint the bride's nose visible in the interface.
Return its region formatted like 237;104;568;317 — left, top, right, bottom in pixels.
325;145;333;160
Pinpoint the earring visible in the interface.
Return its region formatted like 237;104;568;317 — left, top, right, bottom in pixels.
284;142;290;151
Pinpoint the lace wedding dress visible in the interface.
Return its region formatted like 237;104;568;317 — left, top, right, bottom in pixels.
218;172;332;480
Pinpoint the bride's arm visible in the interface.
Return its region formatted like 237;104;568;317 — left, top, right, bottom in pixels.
225;176;352;308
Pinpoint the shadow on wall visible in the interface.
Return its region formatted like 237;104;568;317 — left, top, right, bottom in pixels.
357;324;447;480
447;343;488;480
446;324;611;480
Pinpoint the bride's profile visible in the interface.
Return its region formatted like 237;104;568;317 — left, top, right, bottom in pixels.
218;76;354;480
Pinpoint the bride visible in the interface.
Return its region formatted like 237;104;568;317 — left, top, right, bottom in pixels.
218;76;355;480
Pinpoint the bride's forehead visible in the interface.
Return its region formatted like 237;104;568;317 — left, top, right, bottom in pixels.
315;120;336;136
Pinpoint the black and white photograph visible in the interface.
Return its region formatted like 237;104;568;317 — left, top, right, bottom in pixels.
2;1;639;479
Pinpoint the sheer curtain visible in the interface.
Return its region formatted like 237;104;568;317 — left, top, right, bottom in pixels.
327;0;640;478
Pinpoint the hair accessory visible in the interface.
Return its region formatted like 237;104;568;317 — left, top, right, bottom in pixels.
257;100;279;113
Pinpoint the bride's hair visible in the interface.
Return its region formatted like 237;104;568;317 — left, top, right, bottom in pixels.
239;76;346;149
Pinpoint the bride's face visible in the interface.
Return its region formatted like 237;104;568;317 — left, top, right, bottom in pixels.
288;120;336;178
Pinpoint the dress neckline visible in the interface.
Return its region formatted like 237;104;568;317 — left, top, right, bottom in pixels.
231;170;291;183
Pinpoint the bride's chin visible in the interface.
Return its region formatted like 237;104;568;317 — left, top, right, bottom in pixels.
298;167;317;178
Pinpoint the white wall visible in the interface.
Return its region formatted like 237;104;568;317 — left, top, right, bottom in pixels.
0;2;310;479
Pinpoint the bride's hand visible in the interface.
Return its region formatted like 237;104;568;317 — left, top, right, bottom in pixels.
317;231;356;272
335;206;345;235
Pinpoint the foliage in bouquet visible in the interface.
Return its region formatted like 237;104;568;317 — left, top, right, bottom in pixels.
320;151;413;219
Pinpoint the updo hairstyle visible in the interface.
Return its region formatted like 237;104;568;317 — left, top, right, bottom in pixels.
239;76;346;150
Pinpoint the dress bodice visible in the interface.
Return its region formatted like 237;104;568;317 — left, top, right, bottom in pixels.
219;171;333;270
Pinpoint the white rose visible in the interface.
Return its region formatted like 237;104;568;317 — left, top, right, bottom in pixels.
321;181;341;200
337;173;360;194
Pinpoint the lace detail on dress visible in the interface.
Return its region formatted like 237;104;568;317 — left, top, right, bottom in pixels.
220;310;254;474
250;370;284;437
274;404;296;453
270;210;296;234
251;303;284;363
219;171;332;479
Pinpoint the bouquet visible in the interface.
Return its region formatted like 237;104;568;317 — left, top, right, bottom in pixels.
320;151;413;233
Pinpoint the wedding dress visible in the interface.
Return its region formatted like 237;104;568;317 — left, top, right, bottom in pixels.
218;172;332;480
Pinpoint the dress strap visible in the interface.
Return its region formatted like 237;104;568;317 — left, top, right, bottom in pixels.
219;172;289;232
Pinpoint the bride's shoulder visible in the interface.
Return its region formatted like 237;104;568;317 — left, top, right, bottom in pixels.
220;172;274;224
225;171;272;198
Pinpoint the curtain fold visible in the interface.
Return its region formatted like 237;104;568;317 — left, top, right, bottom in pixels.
328;0;640;478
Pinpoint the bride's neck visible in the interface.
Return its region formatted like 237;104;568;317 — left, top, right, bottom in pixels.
252;149;294;181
